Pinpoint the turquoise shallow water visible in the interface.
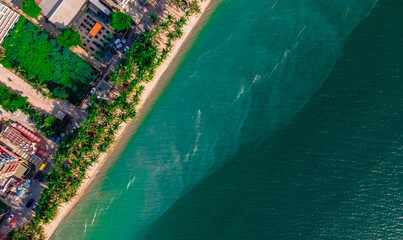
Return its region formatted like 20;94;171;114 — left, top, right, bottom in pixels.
52;0;403;239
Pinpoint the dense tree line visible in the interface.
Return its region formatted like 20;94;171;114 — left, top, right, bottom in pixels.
174;0;202;15
7;2;203;239
57;27;82;48
0;85;29;112
21;0;41;19
1;17;97;104
109;10;133;32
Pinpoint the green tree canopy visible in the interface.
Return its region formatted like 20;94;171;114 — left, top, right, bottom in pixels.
21;0;41;19
2;17;97;103
109;10;133;31
149;12;157;24
57;27;82;48
173;0;185;6
0;85;29;112
188;1;201;15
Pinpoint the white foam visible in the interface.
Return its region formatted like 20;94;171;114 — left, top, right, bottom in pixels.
192;133;201;156
104;196;115;213
195;109;202;129
91;209;98;226
126;175;136;190
183;153;190;162
235;85;245;102
83;219;88;234
251;74;261;86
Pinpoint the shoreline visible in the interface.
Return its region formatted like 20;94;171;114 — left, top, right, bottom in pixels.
42;0;213;238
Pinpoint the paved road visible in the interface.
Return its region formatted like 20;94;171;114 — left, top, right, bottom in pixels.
0;66;87;128
0;177;48;236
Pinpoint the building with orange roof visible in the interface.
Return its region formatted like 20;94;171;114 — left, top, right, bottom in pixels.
89;22;102;37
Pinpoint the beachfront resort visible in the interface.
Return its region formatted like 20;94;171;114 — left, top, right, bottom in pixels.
0;0;205;238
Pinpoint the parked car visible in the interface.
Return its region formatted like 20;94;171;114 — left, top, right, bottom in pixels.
39;162;48;171
6;214;14;224
26;199;34;208
38;173;46;182
90;87;96;94
6;214;16;227
34;171;43;180
50;136;61;143
123;46;130;54
32;202;39;211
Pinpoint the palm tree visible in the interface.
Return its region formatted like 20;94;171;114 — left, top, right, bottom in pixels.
46;171;61;189
118;113;129;122
88;151;100;163
126;108;137;119
167;14;174;24
43;203;58;223
154;26;161;34
161;21;169;31
107;128;116;137
0;48;5;62
31;79;46;92
7;225;43;240
172;0;184;7
77;128;91;144
188;1;201;16
95;124;105;136
87;109;99;123
112;120;121;131
105;114;115;125
42;90;53;98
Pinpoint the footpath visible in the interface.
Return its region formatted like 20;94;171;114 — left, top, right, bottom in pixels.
0;66;87;128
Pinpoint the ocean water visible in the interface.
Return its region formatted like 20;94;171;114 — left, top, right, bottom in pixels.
51;0;403;239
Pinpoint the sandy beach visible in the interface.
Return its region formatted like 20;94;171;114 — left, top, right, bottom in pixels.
43;0;212;238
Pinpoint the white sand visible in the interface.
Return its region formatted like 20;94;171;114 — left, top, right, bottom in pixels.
43;0;212;238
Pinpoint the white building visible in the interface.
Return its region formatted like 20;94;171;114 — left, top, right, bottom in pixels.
39;0;87;28
0;1;20;44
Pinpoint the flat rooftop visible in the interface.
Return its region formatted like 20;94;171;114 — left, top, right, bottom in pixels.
47;0;87;28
